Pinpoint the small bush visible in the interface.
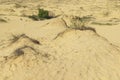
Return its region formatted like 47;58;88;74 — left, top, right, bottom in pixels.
38;9;50;19
29;9;54;20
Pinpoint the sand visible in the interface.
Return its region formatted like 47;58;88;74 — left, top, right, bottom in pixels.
0;0;120;80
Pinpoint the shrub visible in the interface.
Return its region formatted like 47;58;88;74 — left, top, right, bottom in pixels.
38;9;50;19
29;9;54;20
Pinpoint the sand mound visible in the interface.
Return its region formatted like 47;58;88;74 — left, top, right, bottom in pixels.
1;0;120;80
37;18;67;42
0;34;40;57
50;29;120;80
0;29;120;80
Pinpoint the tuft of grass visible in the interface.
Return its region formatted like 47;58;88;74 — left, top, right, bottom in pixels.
69;16;96;32
69;16;93;28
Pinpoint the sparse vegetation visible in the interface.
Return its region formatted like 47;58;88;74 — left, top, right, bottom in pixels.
69;16;96;32
29;8;54;20
10;34;40;45
38;9;50;19
70;16;93;28
75;26;96;32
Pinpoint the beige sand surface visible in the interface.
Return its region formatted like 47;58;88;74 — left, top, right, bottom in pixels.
0;0;120;80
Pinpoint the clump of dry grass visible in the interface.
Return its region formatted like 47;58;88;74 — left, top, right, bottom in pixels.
3;34;41;60
11;45;52;63
2;45;40;61
70;15;93;28
69;16;96;32
75;26;96;33
10;34;40;45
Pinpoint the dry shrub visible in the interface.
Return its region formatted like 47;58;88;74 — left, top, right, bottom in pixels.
69;16;96;32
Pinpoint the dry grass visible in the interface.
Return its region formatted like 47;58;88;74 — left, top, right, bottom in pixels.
74;26;96;33
70;15;93;28
69;16;96;32
10;34;40;45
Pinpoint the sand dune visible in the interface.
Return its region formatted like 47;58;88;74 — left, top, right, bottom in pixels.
0;0;120;80
0;29;120;80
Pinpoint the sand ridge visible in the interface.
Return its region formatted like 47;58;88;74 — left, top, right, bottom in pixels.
0;0;120;80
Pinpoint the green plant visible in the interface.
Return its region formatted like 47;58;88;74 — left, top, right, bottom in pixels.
38;9;50;19
28;9;54;20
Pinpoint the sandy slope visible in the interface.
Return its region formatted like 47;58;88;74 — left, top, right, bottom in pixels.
0;0;120;80
0;28;120;80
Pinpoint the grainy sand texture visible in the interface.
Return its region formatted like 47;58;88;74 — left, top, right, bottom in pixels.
0;0;120;80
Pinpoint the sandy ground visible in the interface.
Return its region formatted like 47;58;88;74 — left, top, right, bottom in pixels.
0;0;120;80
